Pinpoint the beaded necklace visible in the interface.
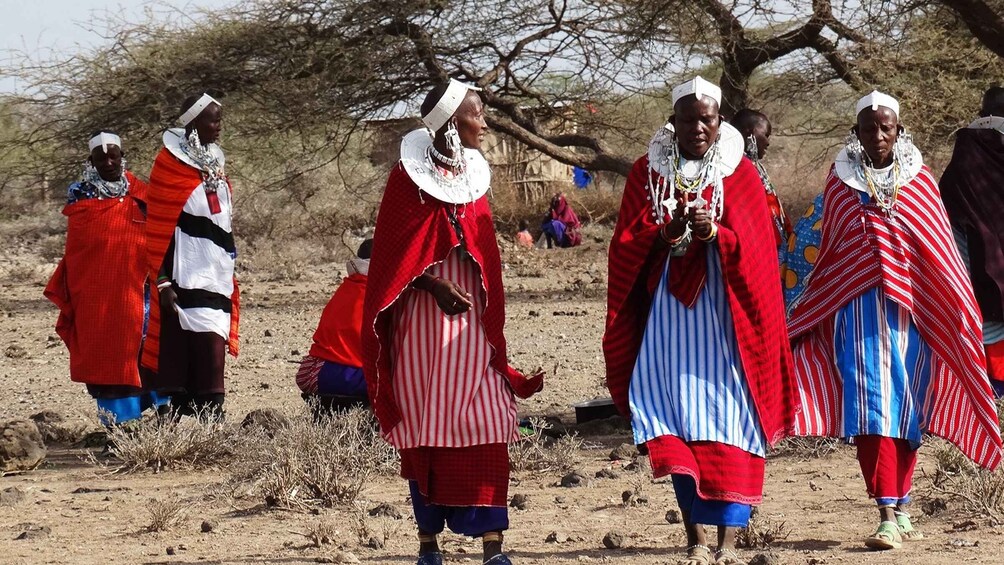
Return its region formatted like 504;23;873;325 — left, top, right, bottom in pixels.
647;132;724;225
179;130;228;194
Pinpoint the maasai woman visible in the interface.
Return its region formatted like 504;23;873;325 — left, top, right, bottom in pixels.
363;80;544;565
45;131;167;425
296;239;372;416
729;109;792;261
143;93;239;419
788;91;1003;550
940;87;1004;390
540;192;582;248
604;76;795;565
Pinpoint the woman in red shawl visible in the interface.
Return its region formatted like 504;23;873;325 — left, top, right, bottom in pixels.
541;192;582;248
45;131;167;426
363;80;544;565
603;77;794;565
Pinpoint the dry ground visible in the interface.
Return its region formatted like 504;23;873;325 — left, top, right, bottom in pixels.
2;228;1002;565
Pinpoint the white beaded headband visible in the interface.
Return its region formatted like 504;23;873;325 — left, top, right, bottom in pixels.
855;90;899;118
88;132;121;153
422;79;482;133
178;93;221;126
672;76;722;106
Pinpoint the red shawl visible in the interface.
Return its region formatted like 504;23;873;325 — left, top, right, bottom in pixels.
546;195;582;246
44;172;148;387
363;165;543;434
788;166;1002;469
309;273;366;368
603;156;796;447
140;147;239;372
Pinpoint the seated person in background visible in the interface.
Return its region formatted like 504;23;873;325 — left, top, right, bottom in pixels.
296;239;372;414
540;192;582;248
515;220;534;248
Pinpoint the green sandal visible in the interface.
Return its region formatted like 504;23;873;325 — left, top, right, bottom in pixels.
865;520;903;550
895;511;924;540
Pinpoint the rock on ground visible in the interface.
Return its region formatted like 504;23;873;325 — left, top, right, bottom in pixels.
0;419;46;473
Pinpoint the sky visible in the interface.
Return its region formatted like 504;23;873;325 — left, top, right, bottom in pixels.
1;0;237;93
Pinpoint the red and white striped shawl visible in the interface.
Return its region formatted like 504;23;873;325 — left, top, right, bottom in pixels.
788;165;1002;469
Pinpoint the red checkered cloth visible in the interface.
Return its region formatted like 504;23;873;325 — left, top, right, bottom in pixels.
603;156;796;447
45;172;149;388
400;444;510;507
788;166;1002;470
363;165;543;441
647;436;766;505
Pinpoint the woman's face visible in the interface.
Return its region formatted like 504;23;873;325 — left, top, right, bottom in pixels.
192;103;223;145
89;145;123;182
453;92;488;150
673;95;721;160
856;106;899;167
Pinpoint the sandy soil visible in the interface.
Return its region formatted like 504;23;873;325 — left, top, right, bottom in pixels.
1;233;1001;565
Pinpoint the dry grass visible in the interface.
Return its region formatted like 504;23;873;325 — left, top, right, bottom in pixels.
225;408;396;509
771;437;841;459
146;498;187;532
508;417;583;473
103;409;236;473
928;437;1004;525
735;507;791;549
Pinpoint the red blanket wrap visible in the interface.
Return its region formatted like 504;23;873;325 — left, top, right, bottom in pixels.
363;165;543;506
604;156;795;504
141;147;239;372
309;273;366;367
788;166;1002;469
44;172;149;387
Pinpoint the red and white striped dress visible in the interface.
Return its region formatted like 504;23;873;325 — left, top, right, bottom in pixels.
387;249;518;450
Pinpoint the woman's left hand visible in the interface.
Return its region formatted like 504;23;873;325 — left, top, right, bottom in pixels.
690;206;715;240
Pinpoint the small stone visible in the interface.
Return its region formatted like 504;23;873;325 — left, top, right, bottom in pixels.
14;524;49;540
545;531;568;544
291;349;301;356
601;531;624;549
952;520;979;532
807;558;825;565
368;503;402;519
330;550;359;563
529;310;540;317
594;468;620;479
554;496;567;504
949;538;978;548
166;547;176;555
264;329;273;337
201;520;216;533
0;487;26;507
366;536;384;549
240;408;289;437
509;493;528;510
665;509;682;524
560;471;590;488
748;553;780;565
808;480;820;491
922;497;948;516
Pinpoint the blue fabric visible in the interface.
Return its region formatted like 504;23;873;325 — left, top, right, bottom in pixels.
876;496;910;507
671;474;752;527
572;167;592;188
317;361;367;397
834;288;933;449
94;391;168;425
782;192;824;311
629;248;766;456
66;181;100;204
541;219;567;247
409;481;508;537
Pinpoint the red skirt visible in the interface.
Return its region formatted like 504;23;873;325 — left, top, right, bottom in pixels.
987;341;1004;382
855;435;917;500
400;444;509;507
646;435;766;505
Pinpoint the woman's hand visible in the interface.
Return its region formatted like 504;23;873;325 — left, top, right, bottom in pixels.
429;278;473;315
690;206;715;241
660;198;689;241
160;285;178;314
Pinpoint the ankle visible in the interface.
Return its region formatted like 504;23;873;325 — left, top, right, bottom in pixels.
418;532;440;555
482;531;503;560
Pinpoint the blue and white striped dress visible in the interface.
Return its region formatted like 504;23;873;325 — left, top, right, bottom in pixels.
833;288;934;447
629;248;766;457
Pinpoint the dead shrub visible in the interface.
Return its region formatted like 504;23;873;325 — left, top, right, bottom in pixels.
735;507;791;549
146;498;187;532
226;408;395;509
509;417;583;473
103;409;236;472
928;438;1004;525
771;436;840;459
